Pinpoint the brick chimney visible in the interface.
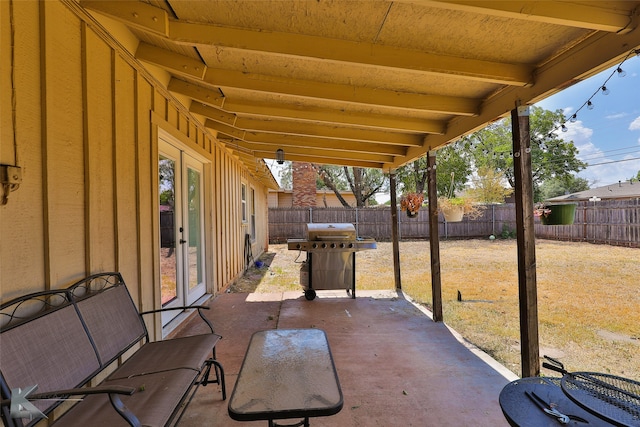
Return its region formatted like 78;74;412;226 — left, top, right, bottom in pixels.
292;162;317;207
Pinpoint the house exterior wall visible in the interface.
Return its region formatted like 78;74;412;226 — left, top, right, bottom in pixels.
0;0;271;339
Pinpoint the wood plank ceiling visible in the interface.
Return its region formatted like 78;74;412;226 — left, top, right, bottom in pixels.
82;0;640;172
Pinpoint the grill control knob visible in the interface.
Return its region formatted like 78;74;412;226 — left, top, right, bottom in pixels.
340;243;345;248
312;243;318;249
330;243;336;248
296;244;301;249
348;243;354;248
321;243;327;248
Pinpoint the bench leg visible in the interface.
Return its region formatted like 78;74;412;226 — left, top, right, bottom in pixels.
199;358;226;400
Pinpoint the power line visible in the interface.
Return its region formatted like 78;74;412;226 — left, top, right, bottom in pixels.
583;156;640;168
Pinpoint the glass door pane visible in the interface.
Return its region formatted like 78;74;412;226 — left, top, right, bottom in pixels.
159;154;179;306
185;158;206;305
187;167;202;291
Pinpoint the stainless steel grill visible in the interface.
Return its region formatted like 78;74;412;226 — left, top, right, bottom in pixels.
287;223;377;300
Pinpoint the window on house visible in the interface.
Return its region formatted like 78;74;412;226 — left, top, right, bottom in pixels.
241;183;247;222
250;187;256;240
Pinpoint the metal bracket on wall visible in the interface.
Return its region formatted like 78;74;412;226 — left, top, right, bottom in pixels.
0;165;22;205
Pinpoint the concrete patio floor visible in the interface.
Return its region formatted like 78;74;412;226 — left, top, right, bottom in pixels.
176;290;519;426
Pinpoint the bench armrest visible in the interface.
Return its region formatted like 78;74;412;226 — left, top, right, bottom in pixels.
139;305;209;315
28;385;136;400
139;306;215;334
1;386;141;427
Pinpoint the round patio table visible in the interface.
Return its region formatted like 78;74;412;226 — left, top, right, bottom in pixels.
499;377;607;426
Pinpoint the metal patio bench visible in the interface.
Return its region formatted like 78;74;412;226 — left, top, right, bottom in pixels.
0;272;225;427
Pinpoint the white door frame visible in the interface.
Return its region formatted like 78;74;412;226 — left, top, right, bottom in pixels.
158;131;208;326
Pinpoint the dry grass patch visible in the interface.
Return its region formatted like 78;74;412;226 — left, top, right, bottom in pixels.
234;240;639;379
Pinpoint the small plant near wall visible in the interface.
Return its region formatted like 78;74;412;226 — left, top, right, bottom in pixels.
400;192;424;217
500;224;517;239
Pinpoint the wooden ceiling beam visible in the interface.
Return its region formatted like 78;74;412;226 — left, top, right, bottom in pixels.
204;119;246;140
172;79;446;134
225;99;446;134
236;118;423;146
82;0;533;85
241;144;396;164
234;135;407;156
205;119;422;155
167;79;225;108
419;1;635;34
207;67;479;116
189;102;237;126
258;152;384;169
137;43;480;116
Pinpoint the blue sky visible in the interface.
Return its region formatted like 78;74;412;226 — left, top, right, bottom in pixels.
535;51;640;187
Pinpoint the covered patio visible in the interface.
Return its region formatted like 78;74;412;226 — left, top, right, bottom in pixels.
175;290;518;426
2;1;640;425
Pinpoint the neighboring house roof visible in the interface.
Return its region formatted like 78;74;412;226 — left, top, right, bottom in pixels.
547;180;640;202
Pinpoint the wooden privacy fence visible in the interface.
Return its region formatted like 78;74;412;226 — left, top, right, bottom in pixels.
269;199;639;247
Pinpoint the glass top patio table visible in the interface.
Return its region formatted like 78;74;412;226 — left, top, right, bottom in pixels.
228;328;343;426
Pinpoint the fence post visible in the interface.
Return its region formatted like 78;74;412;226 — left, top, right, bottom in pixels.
492;204;496;236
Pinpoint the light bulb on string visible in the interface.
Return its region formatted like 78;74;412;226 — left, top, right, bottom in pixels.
587;101;594;110
570;114;577;123
561;124;568;132
616;67;626;78
601;86;610;95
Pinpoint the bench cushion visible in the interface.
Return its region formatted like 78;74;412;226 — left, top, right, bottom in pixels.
52;370;198;427
74;284;146;365
0;304;100;416
107;333;220;380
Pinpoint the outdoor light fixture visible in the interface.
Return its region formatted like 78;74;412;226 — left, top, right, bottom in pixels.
601;85;610;95
616;67;626;77
276;149;285;165
587;101;594;110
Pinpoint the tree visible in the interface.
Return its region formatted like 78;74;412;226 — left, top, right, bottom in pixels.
316;165;386;208
539;175;590;200
396;140;471;198
467;167;514;203
159;157;175;207
277;161;293;189
463;106;586;201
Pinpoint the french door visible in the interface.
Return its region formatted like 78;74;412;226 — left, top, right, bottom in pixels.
159;139;206;326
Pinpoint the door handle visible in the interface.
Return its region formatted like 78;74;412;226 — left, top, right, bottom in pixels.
179;239;186;244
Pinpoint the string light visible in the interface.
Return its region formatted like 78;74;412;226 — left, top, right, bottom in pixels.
545;48;638;137
464;49;639;160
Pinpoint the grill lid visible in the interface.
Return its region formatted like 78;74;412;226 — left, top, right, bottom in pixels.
306;223;356;241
